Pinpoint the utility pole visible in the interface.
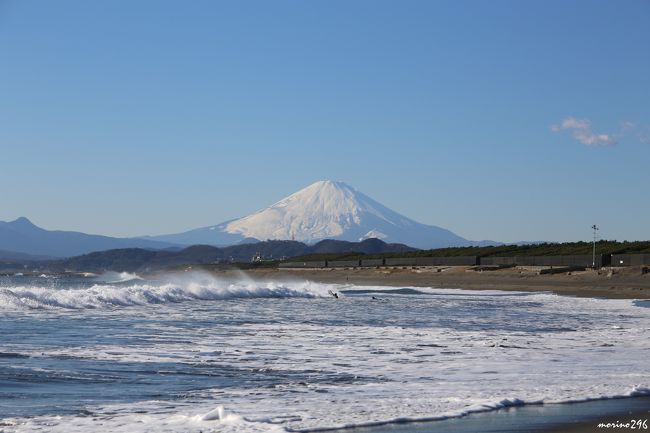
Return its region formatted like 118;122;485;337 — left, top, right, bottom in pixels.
592;224;599;268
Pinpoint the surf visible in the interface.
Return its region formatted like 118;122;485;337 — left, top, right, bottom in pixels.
0;272;335;310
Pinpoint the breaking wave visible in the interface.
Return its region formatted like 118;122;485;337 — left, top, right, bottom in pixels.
0;273;332;310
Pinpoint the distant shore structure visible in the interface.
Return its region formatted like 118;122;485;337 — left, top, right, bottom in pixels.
279;253;650;269
592;224;599;268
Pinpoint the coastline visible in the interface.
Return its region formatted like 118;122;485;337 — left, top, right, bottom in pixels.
323;397;650;433
226;266;650;431
232;266;650;300
4;269;649;432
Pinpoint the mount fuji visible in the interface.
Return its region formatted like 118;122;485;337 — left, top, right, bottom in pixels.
147;181;480;249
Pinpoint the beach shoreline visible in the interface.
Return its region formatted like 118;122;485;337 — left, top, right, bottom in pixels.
218;266;650;431
229;266;650;300
324;396;650;433
0;267;650;433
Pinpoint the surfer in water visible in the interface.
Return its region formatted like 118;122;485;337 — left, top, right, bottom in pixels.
328;290;339;299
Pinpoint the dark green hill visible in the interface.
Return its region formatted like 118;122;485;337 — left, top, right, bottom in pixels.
287;240;650;262
31;238;416;272
11;239;650;273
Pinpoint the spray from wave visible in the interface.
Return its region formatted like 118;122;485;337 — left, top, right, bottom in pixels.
93;271;144;284
0;271;334;311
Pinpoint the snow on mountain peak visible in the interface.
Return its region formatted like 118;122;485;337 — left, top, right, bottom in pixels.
151;180;471;248
224;180;378;242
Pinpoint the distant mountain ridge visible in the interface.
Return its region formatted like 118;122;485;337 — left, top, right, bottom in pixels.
146;180;492;249
2;181;500;257
0;217;176;258
38;238;417;272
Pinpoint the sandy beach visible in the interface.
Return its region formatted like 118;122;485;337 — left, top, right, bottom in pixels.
231;265;650;300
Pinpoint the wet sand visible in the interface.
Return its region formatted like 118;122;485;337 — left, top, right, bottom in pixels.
238;265;650;299
327;397;650;433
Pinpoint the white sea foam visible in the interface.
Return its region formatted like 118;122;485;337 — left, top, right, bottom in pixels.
2;285;649;433
6;403;287;433
0;273;333;311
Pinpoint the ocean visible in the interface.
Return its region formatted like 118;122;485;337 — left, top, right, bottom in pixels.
1;272;649;432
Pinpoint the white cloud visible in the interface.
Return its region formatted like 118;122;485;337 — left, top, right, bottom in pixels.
551;117;616;146
620;120;636;131
617;120;650;144
640;131;650;144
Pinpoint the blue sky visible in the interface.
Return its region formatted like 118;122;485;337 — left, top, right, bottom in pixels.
1;0;649;243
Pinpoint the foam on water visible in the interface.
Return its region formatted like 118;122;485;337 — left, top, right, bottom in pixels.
0;272;333;310
1;278;649;433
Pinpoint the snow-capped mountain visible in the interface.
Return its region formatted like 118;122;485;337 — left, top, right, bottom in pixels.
148;181;474;249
